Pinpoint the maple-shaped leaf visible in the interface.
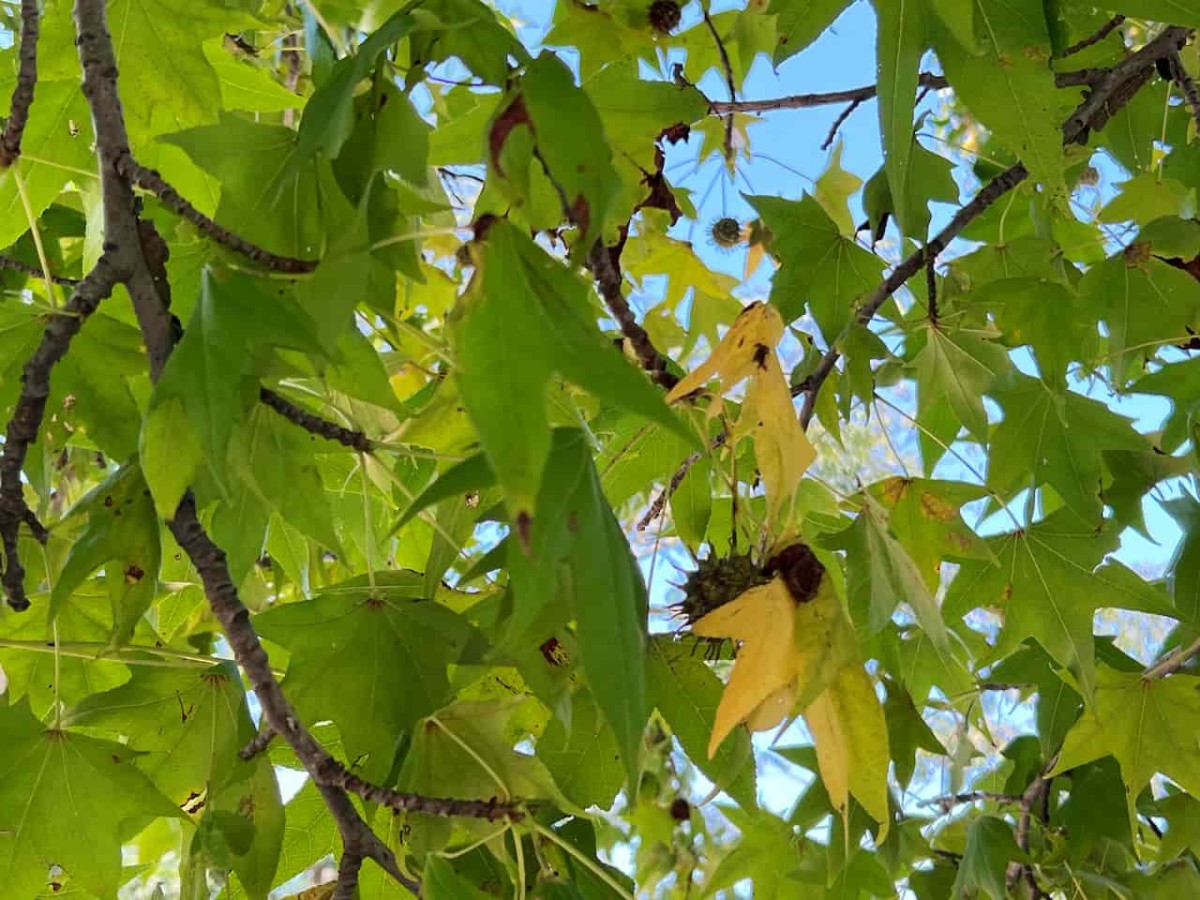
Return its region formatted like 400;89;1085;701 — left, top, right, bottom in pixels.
397;698;575;856
0;701;181;897
882;676;945;788
703;806;809;898
691;574;854;757
254;572;478;782
667;301;815;530
944;509;1171;697
1131;358;1200;452
912;325;1011;446
805;662;891;842
988;371;1144;522
1079;251;1200;386
1051;666;1200;834
65;662;256;804
747;194;884;339
1164;495;1200;623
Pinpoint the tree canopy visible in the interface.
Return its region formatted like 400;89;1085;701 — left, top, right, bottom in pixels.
0;0;1198;897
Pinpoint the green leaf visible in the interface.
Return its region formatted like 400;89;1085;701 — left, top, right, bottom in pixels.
647;637;757;809
882;677;944;787
872;0;924;237
51;462;161;645
671;455;713;551
1079;252;1200;386
932;0;1065;199
424;856;496;900
203;40;303;113
769;0;852;64
974;277;1094;387
0;701;181;897
392;453;495;535
519;52;621;251
951;816;1027;900
540;688;625;809
407;0;527;86
1131;358;1200;451
1164;495;1200;623
455;221;690;513
945;509;1170;697
0;81;96;251
989;642;1083;753
913;326;1011;443
65;663;255;804
162;115;324;260
1051;666;1200;833
823;492;950;649
748;194;885;337
298;11;417;161
1117;1;1200;26
988;372;1143;521
255;573;478;782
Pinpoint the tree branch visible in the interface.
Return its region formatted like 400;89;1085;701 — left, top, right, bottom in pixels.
328;765;525;821
0;0;41;167
1142;633;1200;679
1057;14;1124;58
924;790;1025;812
0;255;80;285
260;387;374;452
797;25;1192;427
701;4;736;163
587;241;679;391
0;259;119;609
1166;49;1200;130
116;154;318;274
709;69;1100;115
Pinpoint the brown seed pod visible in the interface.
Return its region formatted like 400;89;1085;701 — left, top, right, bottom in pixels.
648;0;682;35
764;542;825;604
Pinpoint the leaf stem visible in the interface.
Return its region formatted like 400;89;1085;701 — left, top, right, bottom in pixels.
528;821;635;900
1142;634;1200;679
13;168;58;307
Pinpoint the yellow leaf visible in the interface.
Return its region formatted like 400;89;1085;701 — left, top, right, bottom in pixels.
692;572;854;757
667;300;815;531
665;301;784;403
805;664;891;843
692;577;797;758
285;883;335;900
742;353;816;526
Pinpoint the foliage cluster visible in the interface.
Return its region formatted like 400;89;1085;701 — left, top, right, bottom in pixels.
0;0;1198;898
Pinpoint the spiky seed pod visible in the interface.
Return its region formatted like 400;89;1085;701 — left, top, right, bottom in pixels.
708;216;744;250
648;0;682;35
674;551;771;626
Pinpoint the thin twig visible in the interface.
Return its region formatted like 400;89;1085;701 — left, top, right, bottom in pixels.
0;260;119;608
637;431;729;532
1057;14;1124;58
925;249;938;326
330;765;526;821
116;154;318;274
1142;634;1200;679
0;255;80;285
587;242;679;390
1166;50;1200;130
238;724;276;760
797;26;1191;428
924;790;1024;811
709;69;1101;116
701;5;737;163
260;387;374;452
0;0;41;167
821;98;863;151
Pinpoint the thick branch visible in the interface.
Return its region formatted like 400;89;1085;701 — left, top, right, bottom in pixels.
797;26;1192;427
0;260;119;608
588;242;679;390
329;765;524;820
116;154;318;274
1167;50;1200;130
260;387;374;452
0;0;41;167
